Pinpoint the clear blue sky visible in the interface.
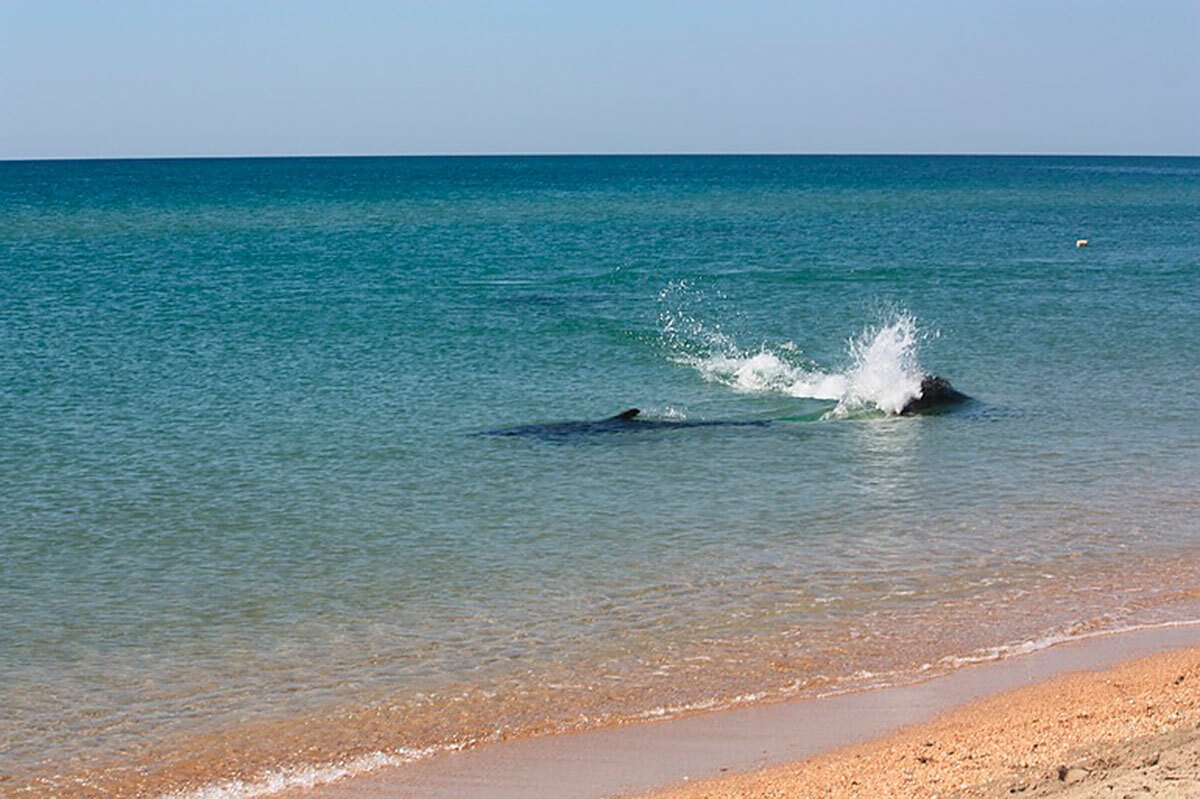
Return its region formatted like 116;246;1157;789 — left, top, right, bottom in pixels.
2;0;1197;159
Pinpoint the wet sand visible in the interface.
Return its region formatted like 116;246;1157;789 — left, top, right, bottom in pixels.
287;622;1200;799
643;639;1200;799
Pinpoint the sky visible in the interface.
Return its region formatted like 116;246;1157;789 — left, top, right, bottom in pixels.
1;0;1197;159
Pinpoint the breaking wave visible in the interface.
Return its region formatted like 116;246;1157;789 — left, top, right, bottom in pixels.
159;743;470;799
658;282;931;416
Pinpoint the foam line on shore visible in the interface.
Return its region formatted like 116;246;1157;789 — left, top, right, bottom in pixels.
813;617;1200;699
152;618;1200;799
643;633;1200;798
246;617;1200;799
160;745;469;799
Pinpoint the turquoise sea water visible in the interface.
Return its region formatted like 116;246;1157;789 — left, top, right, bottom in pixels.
1;156;1198;797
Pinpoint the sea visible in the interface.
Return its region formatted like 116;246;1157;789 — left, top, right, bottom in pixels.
1;155;1197;798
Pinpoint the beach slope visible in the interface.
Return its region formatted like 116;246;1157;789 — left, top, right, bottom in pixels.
641;645;1200;799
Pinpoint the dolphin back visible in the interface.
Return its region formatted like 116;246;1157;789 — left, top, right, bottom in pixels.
480;406;772;439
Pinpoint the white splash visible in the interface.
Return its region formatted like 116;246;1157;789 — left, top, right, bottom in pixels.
691;347;848;400
834;314;927;416
660;288;929;416
158;743;466;799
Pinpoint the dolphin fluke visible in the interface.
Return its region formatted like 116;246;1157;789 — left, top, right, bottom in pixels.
899;375;970;415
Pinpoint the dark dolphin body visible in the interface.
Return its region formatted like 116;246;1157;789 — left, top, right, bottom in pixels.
481;408;770;440
482;377;969;439
899;375;971;415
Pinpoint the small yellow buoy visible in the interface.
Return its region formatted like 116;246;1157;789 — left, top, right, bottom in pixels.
1076;239;1089;247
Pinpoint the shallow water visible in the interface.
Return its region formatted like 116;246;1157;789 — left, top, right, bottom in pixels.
1;155;1197;797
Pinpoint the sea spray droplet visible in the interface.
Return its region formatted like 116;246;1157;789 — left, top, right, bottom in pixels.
835;313;927;416
659;294;927;415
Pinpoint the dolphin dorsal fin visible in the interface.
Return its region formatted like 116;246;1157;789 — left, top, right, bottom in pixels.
613;408;641;421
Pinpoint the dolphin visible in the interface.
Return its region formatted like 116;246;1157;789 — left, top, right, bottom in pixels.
898;375;971;415
482;377;969;439
481;408;771;440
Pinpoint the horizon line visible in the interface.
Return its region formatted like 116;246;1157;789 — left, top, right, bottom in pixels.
3;150;1199;164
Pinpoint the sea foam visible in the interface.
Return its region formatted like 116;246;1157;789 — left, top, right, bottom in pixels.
159;744;466;799
659;285;929;416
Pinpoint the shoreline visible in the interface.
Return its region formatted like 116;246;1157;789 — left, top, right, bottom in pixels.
14;608;1200;799
18;557;1198;799
279;619;1200;799
642;636;1200;798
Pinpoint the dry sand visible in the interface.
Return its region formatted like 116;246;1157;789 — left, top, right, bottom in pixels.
641;645;1200;799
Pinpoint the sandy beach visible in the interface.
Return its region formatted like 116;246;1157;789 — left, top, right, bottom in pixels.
274;623;1200;799
642;643;1200;799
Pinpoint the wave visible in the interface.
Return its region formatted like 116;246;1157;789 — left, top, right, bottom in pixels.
152;614;1200;799
806;617;1200;705
658;283;930;416
160;743;471;799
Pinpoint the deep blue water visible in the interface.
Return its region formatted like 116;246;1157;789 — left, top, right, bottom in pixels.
1;156;1197;794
